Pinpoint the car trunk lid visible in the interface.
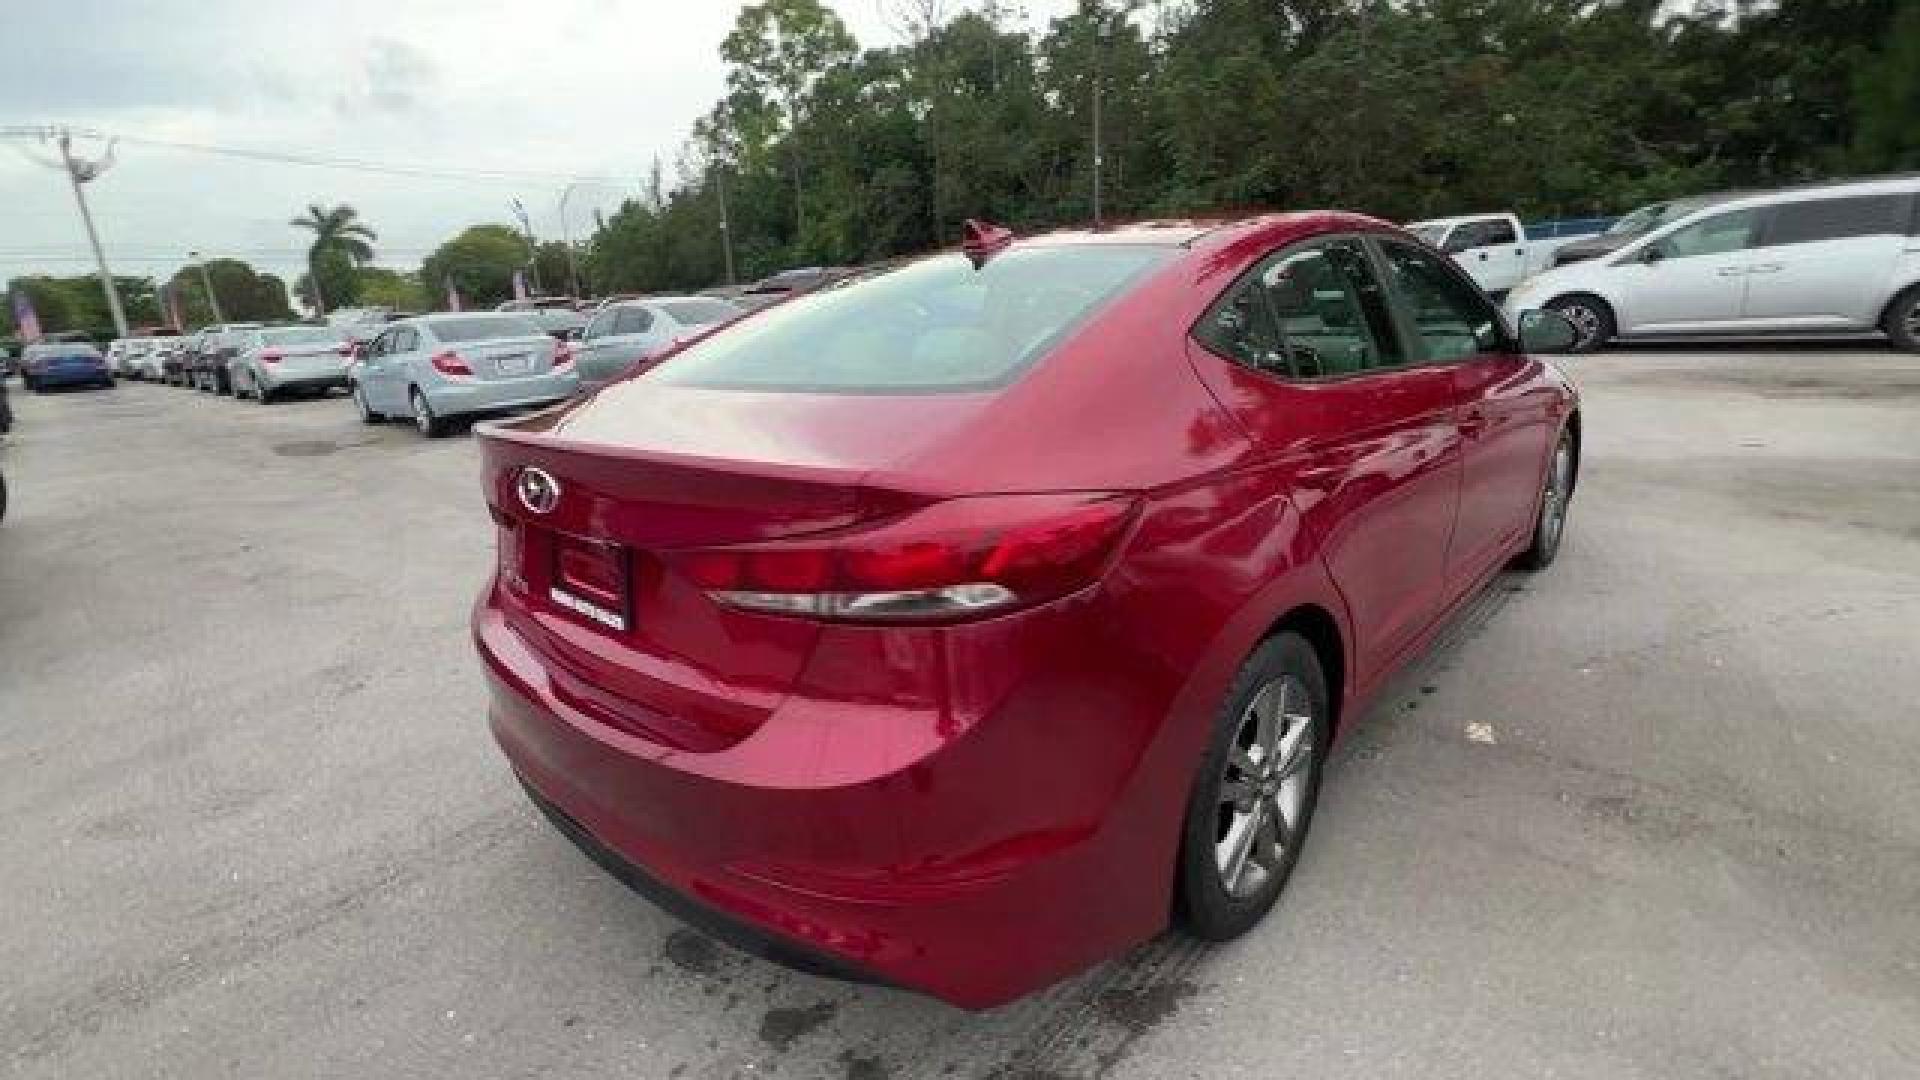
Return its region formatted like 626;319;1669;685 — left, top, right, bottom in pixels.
476;385;994;751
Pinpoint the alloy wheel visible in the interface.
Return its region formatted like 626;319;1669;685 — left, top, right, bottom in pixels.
1561;303;1601;348
1215;674;1317;900
412;392;433;436
1539;438;1573;554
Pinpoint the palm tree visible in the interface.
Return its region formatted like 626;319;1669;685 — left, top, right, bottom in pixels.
290;203;377;316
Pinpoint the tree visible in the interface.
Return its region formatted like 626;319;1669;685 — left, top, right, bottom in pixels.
1851;2;1920;170
290;202;378;315
163;260;293;328
720;0;858;237
419;225;527;310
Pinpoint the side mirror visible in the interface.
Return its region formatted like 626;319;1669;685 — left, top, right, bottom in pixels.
1517;309;1578;353
1639;244;1666;264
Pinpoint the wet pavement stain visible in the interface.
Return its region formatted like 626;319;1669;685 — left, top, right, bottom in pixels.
272;440;338;458
661;929;721;975
1095;979;1196;1035
758;999;837;1053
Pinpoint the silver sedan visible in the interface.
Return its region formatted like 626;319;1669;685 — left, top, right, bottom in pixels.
230;326;354;402
349;313;580;437
573;296;741;389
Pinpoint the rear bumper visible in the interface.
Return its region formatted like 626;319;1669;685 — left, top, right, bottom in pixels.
473;579;1181;1009
32;367;110;386
260;368;349;391
430;375;578;419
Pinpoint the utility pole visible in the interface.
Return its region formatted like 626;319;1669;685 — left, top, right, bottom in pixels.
1091;40;1103;229
715;165;737;287
508;197;542;294
22;128;130;339
189;251;225;324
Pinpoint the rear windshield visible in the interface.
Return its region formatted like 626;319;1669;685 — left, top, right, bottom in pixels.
262;326;343;346
658;299;739;325
651;246;1172;393
430;315;543;342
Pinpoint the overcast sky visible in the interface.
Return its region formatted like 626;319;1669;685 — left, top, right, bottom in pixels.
1;0;1078;300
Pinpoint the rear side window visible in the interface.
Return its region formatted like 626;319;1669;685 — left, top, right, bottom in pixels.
1763;193;1915;246
1377;241;1507;361
652;246;1172;393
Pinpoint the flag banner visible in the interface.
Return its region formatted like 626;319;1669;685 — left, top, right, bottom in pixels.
10;287;43;342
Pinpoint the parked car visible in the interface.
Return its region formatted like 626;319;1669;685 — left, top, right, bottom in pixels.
497;297;582;314
0;373;10;522
734;266;852;310
228;325;354;403
1547;192;1742;268
20;340;113;392
1405;212;1595;297
471;212;1583;1009
1503;174;1920;352
104;339;134;378
132;337;182;381
526;308;587;341
186;323;264;392
350;312;579;437
572;296;742;389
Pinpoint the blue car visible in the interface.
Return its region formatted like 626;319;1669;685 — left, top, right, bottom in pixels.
21;341;113;392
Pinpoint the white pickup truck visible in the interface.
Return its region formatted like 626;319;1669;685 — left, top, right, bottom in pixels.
1405;213;1592;298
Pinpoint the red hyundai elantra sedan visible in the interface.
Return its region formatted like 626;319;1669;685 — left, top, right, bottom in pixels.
473;212;1581;1009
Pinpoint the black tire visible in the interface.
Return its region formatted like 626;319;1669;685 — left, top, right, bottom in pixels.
1545;294;1615;355
410;388;448;438
1176;632;1330;941
352;382;382;423
0;470;7;524
1516;428;1576;572
1885;286;1920;353
255;377;274;405
215;369;233;396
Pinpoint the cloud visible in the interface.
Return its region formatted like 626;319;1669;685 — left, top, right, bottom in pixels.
0;0;1080;294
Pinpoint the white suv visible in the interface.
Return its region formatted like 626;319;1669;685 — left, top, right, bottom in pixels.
1503;175;1920;352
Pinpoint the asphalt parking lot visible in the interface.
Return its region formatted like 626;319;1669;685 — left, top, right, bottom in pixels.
4;348;1918;1080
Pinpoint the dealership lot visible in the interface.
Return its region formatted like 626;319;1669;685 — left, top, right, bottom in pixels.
3;349;1918;1079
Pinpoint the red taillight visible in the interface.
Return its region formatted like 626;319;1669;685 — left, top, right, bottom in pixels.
259;349;284;365
431;350;472;376
662;493;1136;623
552;339;575;369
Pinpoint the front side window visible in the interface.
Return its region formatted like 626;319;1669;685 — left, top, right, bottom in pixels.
1763;194;1914;247
658;299;739;326
1652;208;1761;259
1377;241;1506;361
1450;219;1518;251
652;245;1172;393
1194;239;1402;380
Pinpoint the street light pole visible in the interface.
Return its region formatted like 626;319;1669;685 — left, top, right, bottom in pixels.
508;198;542;294
189;251;225;324
53;129;130;339
557;183;586;299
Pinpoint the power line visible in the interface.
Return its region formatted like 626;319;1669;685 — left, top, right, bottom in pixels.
2;125;639;187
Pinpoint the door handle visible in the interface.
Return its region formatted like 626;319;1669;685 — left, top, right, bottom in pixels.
1716;267;1748;277
1458;411;1488;439
1747;263;1784;274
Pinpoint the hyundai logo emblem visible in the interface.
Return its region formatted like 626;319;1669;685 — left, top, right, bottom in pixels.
515;467;561;515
